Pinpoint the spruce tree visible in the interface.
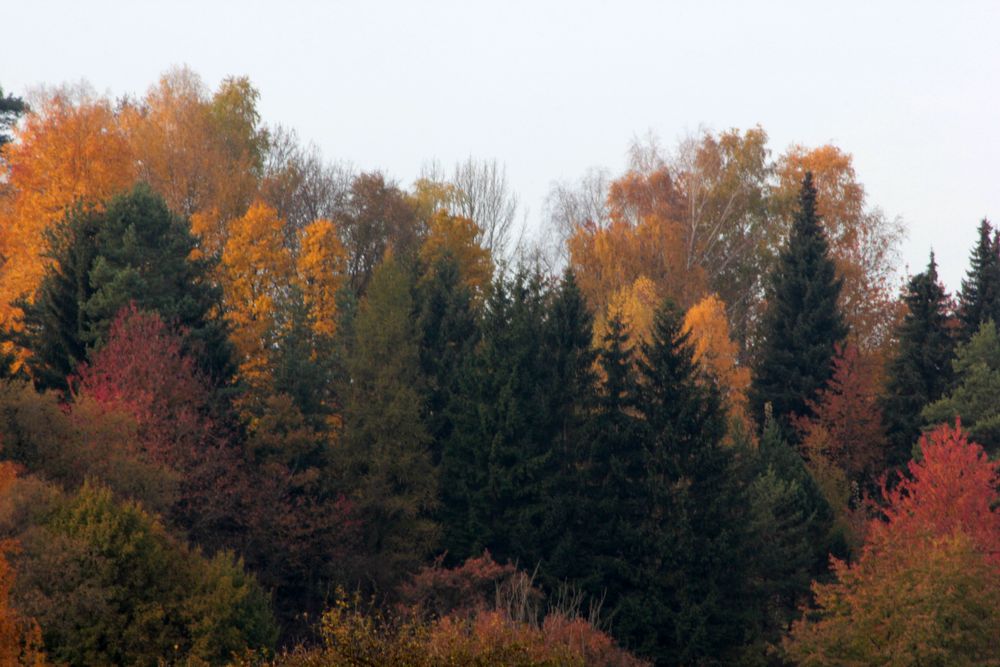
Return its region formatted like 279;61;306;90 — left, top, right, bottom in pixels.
750;171;847;434
622;299;752;664
415;252;480;466
569;311;648;618
440;268;594;570
17;185;232;390
881;254;955;469
535;269;597;583
957;219;1000;341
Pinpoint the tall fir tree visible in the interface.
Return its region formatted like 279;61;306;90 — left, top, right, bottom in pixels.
340;256;439;589
535;269;597;583
957;218;1000;341
440;271;549;564
881;253;955;470
621;299;752;664
16;185;232;390
750;171;847;434
567;311;649;625
414;252;480;466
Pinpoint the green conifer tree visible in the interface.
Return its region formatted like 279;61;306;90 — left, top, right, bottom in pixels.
751;171;848;434
17;184;232;390
568;311;648;617
881;254;955;469
341;256;439;588
415;252;480;465
440;268;594;571
622;299;752;664
742;414;836;650
957;219;1000;341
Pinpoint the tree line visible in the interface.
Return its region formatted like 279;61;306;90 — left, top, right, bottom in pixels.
0;70;996;665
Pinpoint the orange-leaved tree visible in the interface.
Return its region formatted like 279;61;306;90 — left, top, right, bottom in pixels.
682;294;752;437
0;88;133;336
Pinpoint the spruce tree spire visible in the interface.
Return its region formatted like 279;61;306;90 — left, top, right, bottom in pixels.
957;218;1000;340
881;252;954;469
750;171;848;433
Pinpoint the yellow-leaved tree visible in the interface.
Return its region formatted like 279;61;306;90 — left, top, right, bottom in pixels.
682;294;753;439
296;219;348;339
220;201;294;400
419;209;492;295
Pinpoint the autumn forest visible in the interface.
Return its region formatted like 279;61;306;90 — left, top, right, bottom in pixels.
0;69;997;665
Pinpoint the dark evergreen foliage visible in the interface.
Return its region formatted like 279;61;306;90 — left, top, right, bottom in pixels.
742;414;836;648
0;85;25;147
415;252;480;466
440;268;594;572
16;184;233;390
957;218;1000;342
881;254;956;469
340;257;439;589
620;299;752;664
566;311;648;624
750;171;848;435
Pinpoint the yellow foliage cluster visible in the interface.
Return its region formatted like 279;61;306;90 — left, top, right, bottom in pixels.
297;219;348;339
419;209;492;295
682;295;753;439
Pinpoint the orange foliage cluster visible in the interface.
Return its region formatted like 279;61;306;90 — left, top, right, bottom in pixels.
0;90;133;332
568;165;705;324
420;209;492;295
796;343;886;483
297;219;348;338
682;294;752;436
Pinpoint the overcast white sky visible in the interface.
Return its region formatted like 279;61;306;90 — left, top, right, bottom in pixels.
4;0;998;292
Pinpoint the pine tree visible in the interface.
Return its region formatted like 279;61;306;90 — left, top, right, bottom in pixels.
17;184;233;390
881;253;955;469
751;171;848;434
622;299;752;664
957;219;1000;341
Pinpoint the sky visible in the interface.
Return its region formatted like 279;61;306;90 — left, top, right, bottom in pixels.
4;0;999;292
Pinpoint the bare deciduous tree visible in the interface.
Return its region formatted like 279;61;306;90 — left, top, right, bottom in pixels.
449;157;518;259
261;125;353;249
